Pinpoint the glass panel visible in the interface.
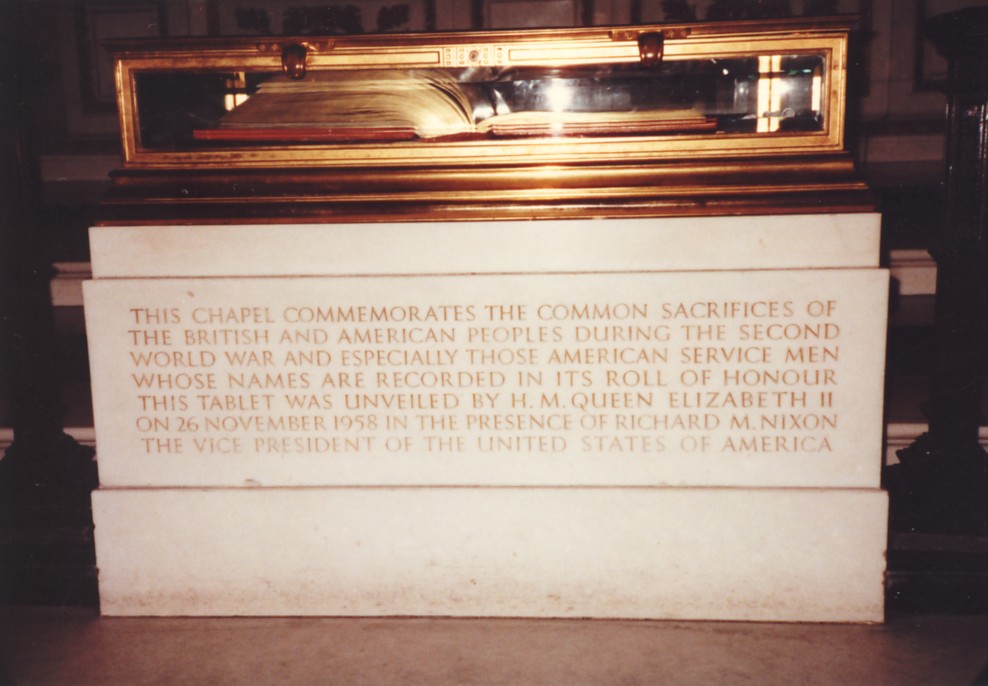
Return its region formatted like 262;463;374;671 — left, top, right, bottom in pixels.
134;54;826;150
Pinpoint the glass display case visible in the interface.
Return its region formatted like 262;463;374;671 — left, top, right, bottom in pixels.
99;17;870;223
109;17;850;169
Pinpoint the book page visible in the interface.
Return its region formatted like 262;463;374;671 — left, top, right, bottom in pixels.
210;70;476;139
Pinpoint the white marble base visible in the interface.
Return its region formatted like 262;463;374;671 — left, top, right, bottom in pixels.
86;214;889;622
93;486;887;622
89;215;881;278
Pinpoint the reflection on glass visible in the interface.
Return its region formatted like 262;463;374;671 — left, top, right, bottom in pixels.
133;54;826;149
223;72;249;112
757;55;823;133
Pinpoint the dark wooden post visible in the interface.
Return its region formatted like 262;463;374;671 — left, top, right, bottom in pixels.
889;8;988;534
0;1;96;522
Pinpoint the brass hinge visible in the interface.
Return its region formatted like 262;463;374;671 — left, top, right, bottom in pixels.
257;40;334;79
610;28;690;67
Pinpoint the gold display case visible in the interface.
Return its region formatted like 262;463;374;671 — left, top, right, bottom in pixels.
99;17;872;223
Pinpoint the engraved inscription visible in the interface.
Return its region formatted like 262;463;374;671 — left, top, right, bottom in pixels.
118;282;846;461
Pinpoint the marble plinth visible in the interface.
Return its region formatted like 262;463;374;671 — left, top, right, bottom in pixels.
93;487;887;621
85;214;889;620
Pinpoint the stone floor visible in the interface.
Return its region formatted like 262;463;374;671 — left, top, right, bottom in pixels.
2;608;988;685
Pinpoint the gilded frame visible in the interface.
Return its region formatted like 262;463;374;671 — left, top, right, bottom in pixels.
110;18;852;170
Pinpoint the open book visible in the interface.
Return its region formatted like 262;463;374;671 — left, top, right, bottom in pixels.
194;69;716;142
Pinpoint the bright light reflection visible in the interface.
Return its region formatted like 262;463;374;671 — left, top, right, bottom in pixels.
224;93;250;111
224;72;249;111
545;80;573;112
757;55;783;133
812;67;822;114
